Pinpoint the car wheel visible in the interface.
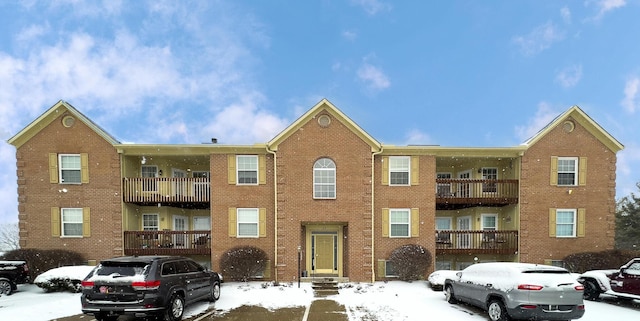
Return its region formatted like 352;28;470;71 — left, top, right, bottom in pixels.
209;281;221;302
0;280;13;295
165;293;185;321
444;285;457;304
487;300;510;321
583;280;600;301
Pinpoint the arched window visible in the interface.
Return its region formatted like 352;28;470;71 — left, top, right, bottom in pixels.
313;158;336;199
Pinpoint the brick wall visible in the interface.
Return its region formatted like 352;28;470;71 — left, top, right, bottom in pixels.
16;111;122;262
520;116;617;264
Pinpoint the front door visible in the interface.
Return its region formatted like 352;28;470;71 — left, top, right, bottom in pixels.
458;170;471;197
173;215;188;248
311;232;337;275
457;216;472;248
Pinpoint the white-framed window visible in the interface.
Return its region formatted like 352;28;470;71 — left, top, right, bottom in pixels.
436;172;452;196
481;167;498;193
435;261;452;271
481;214;497;231
556;209;576;237
389;156;410;186
389;209;410;237
237;155;258;185
313;158;336;199
237;208;259;238
59;154;81;184
141;165;158;191
436;217;452;230
385;261;398;277
557;157;578;186
61;208;83;237
142;214;159;231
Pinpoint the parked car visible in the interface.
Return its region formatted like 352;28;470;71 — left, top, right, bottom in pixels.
80;256;221;321
0;260;31;295
577;257;640;301
444;262;585;321
427;270;459;291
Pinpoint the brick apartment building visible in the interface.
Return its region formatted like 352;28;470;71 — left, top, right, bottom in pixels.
8;99;623;282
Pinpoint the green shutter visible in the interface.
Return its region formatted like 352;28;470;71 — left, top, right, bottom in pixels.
578;157;587;186
81;153;89;183
51;207;60;237
550;156;558;186
411;208;419;237
259;208;266;237
411;156;419;185
577;208;586;237
49;153;59;183
82;207;91;237
382;208;389;237
549;208;556;237
228;155;236;184
381;156;389;185
259;155;266;185
228;208;237;237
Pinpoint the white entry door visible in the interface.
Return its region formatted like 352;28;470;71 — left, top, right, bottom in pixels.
458;170;472;197
173;215;188;248
457;216;472;248
172;169;188;196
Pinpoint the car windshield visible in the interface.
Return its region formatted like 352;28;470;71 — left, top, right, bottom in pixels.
95;262;149;277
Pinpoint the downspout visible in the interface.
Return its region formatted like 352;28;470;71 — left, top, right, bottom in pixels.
371;146;383;283
266;146;278;282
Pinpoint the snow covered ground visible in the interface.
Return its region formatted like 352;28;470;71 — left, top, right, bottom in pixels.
0;266;639;321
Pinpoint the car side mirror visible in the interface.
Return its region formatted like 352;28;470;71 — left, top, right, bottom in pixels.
456;272;462;278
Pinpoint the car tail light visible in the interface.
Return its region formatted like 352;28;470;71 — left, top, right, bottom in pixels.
131;280;161;290
520;305;538;309
578;305;585;310
575;285;584;291
517;284;543;290
81;281;95;289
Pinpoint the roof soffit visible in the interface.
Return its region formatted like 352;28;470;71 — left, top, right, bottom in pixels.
267;99;381;152
7;100;120;148
522;106;623;153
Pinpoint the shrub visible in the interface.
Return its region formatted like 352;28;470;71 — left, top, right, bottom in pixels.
387;244;432;281
563;249;640;273
35;277;82;293
219;246;268;281
0;248;86;281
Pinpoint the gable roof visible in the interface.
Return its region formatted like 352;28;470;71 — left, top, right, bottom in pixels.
7;100;120;148
522;105;623;153
267;98;381;151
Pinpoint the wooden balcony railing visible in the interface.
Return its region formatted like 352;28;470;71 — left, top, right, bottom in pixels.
435;230;518;255
435;179;518;208
122;177;210;204
124;230;211;256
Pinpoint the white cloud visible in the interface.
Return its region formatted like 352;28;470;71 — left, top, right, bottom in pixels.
512;22;565;56
515;102;560;142
555;64;583;88
621;77;639;113
342;30;358;41
616;143;640;197
357;63;390;92
588;0;626;20
560;6;572;24
404;129;434;146
350;0;392;15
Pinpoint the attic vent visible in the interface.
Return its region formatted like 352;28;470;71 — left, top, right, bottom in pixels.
62;115;76;128
317;114;331;128
562;120;575;133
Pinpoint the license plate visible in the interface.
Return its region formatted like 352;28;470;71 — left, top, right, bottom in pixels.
99;286;110;294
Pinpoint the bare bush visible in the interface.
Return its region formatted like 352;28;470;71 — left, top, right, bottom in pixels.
387;244;432;281
219;246;268;281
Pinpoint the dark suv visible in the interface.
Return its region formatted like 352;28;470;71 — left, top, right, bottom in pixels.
0;260;31;295
80;256;221;321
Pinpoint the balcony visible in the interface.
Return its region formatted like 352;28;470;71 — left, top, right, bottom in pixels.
435;230;518;255
124;230;211;256
435;179;518;209
122;177;210;207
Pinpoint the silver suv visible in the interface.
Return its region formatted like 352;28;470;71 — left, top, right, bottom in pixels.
80;256;221;321
444;262;585;321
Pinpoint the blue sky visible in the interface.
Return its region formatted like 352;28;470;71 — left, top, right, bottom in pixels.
1;0;639;225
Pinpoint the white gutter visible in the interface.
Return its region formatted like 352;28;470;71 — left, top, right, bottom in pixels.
371;146;383;283
266;146;278;282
